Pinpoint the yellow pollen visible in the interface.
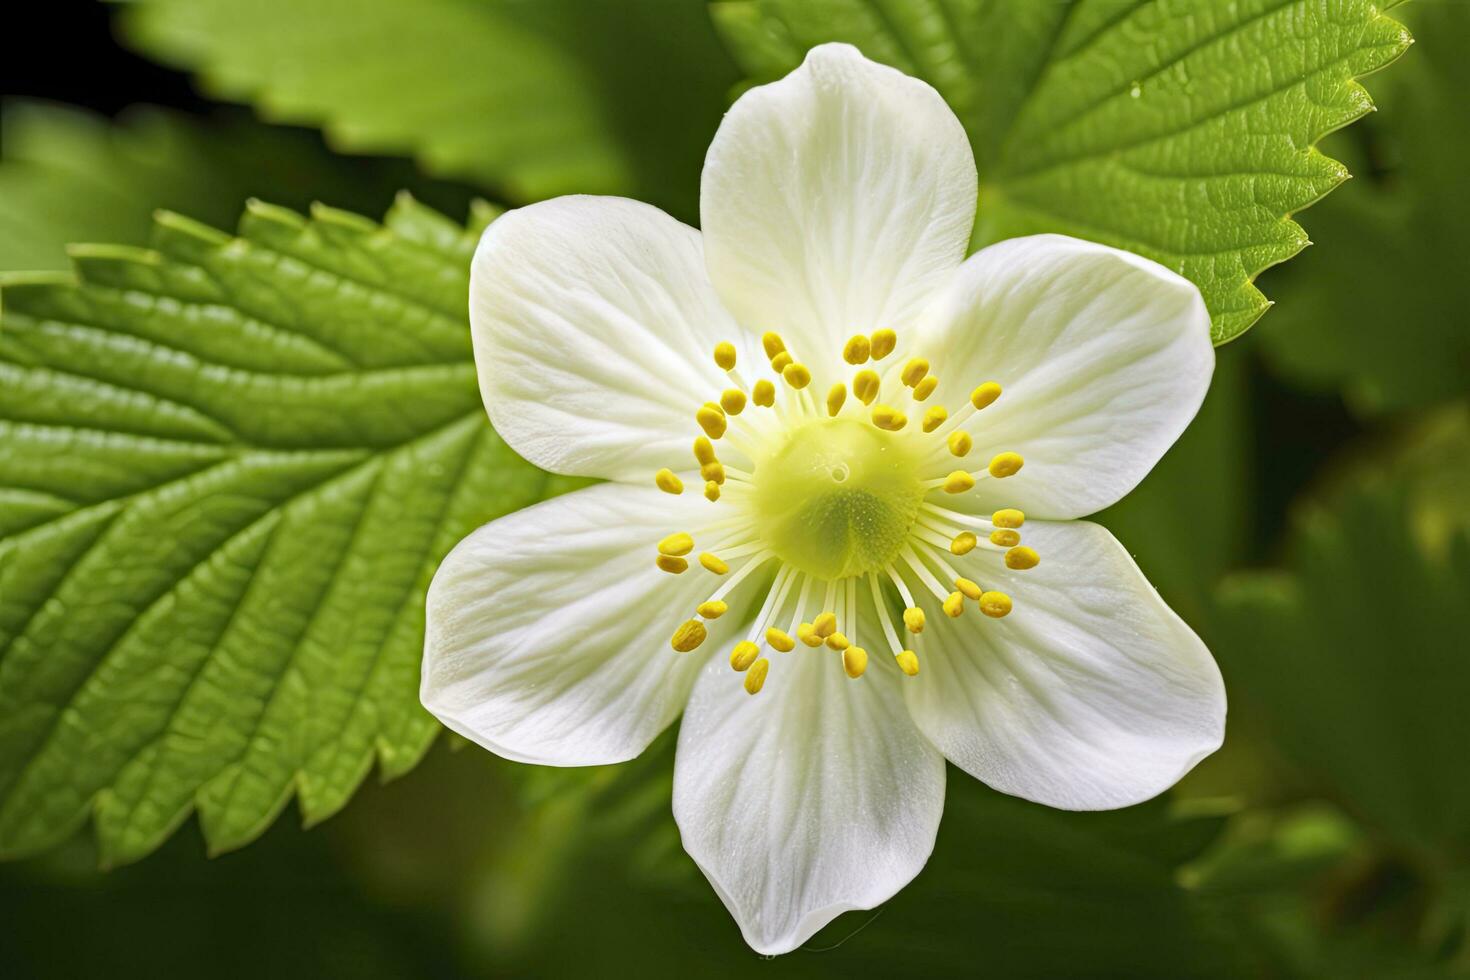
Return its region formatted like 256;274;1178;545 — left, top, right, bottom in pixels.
922;405;947;432
699;552;728;575
943;470;975;494
697;600;728;619
761;332;786;360
979;591;1013;618
696;405;726;439
766;628;796;652
714;341;737;371
701;461;726;485
990;529;1020;547
992;508;1025;528
693;436;717;465
704;481;721;502
903;607;925;633
853;369;881;405
655;468;683;494
671;619;707;652
901;357;930;388
955;577;983;600
951;532;977;555
825;631;850;651
813;612;837;637
826;383;847;417
782;363;812;389
988;452;1024;478
730;641;760;672
948;430;972;457
943;591;965;617
744;658;770;694
913;375;939;401
871;404;907;431
870;328;897;360
658;532;693;556
656;555;688;574
895;650;920;676
971;382;1002;410
843;334;871;364
1005;546;1040;570
797;623;822;647
843;646;868;679
770;350;793;372
752;379;776;407
720;388;747;415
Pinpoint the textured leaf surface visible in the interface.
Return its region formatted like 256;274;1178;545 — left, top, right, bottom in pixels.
117;0;739;221
711;0;1412;343
0;196;553;865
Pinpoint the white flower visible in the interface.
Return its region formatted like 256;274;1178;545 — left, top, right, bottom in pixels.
422;44;1225;955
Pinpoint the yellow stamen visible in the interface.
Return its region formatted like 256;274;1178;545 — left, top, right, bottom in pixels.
843;646;868;679
730;641;760;672
1005;546;1040;570
701;461;726;485
921;405;947;432
943;591;965;617
696;405;726;439
942;470;975;494
699;552;729;575
698;600;729;619
655;468;683;494
992;508;1025;529
797;623;823;647
766;628;796;652
813;612;837;637
870;328;897;360
714;341;737;371
770;350;793;372
951;532;977;555
825;631;850;651
782;362;811;389
901;357;930;388
693;436;717;465
656;555;688;574
903;607;925;633
761;332;786;360
704;481;721;501
970;382;1002;410
671;619;707;652
948;430;972;457
990;529;1020;547
752;379;776;407
913;375;939;401
979;591;1013;618
826;383;847;417
871;404;907;431
843;334;871;364
895;650;920;676
955;577;983;600
744;658;770;694
658;532;693;556
853;369;881;405
988;452;1024;478
720;388;747;415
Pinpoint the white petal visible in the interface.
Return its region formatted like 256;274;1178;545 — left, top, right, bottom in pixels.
422;482;748;766
903;520;1225;810
674;646;946;955
701;43;976;371
918;235;1213;519
470;195;746;481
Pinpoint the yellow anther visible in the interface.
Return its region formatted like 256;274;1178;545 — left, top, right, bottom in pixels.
696;405;726;439
701;461;726;485
797;623;823;647
658;532;694;556
655;468;684;494
843;334;871;364
744;658;770;694
720;388;747;415
1005;546;1040;570
825;631;850;651
955;577;983;600
871;404;907;431
943;591;965;618
770;350;793;372
921;405;947;432
782;362;812;389
704;481;721;502
697;600;729;619
992;508;1025;529
826;383;847;417
988;452;1024;478
942;470;976;494
979;591;1013;618
895;650;920;676
903;607;926;633
970;382;1003;410
699;552;728;575
990;529;1020;547
656;555;688;574
761;332;786;360
870;328;897;360
913;375;939;401
948;430;972;457
843;646;868;679
853;369;881;405
693;436;717;465
730;641;760;672
714;341;737;371
671;619;707;652
901;357;930;388
752;379;776;407
813;612;837;637
951;531;977;555
766;628;796;652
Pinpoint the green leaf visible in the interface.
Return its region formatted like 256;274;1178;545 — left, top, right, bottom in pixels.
116;0;740;221
0;100;472;273
711;0;1412;344
0;196;554;866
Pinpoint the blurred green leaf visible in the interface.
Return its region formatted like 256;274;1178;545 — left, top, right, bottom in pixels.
0;196;555;866
115;0;740;221
711;0;1412;344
